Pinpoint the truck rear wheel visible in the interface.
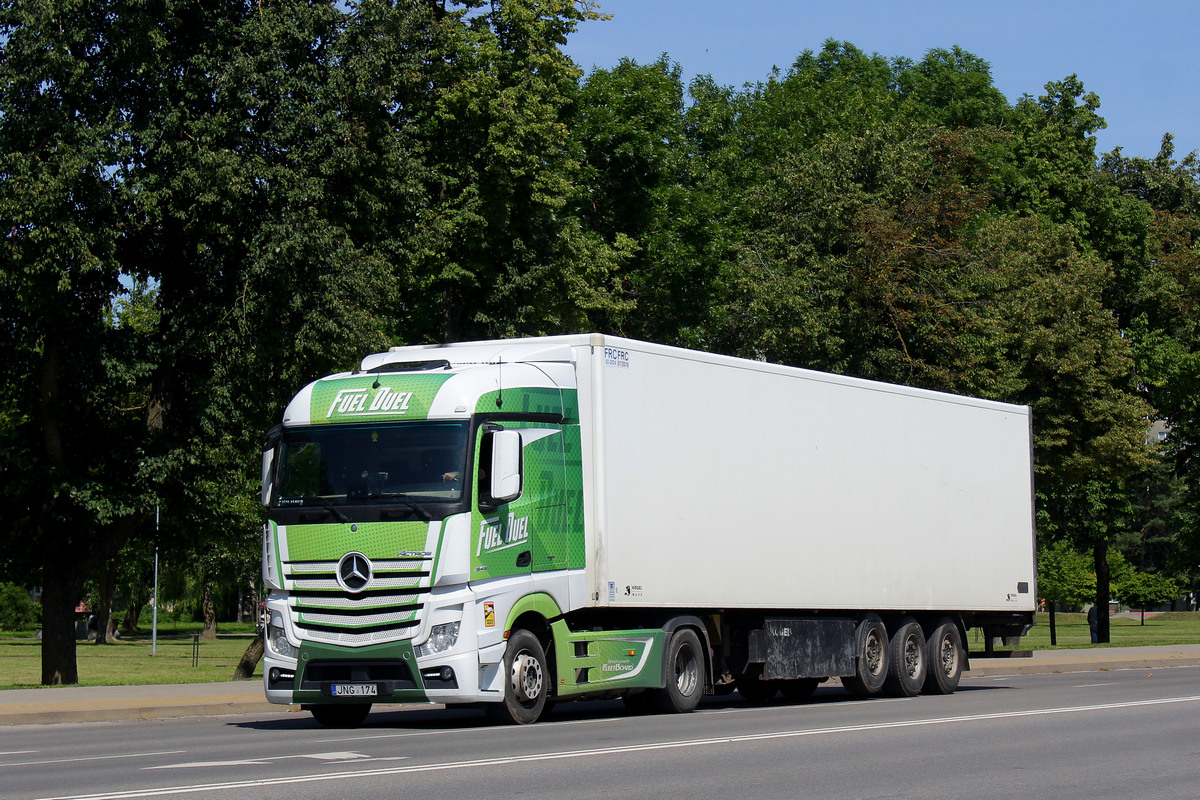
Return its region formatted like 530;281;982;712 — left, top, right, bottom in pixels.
780;678;820;702
652;628;704;713
309;703;371;728
883;618;927;697
736;674;777;703
923;618;964;694
842;614;888;697
487;629;549;725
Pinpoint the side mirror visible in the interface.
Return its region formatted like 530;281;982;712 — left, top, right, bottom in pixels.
260;449;275;506
489;430;522;504
261;424;283;506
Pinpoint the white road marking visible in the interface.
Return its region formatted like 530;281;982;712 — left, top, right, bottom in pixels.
1;750;185;769
30;695;1200;800
145;751;401;770
1073;682;1115;688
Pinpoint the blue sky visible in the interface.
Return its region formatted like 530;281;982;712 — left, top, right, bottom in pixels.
563;0;1199;160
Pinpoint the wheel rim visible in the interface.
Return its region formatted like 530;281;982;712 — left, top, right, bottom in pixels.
510;650;544;704
674;644;699;697
937;633;959;677
864;629;884;677
903;634;922;678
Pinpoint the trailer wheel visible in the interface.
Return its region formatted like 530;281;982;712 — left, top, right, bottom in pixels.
652;628;704;713
842;614;889;697
309;703;371;728
736;674;777;703
923;618;964;695
780;678;820;702
883;618;927;697
487;629;549;724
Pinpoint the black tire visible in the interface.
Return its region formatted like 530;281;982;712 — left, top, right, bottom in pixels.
780;678;820;702
622;690;655;714
652;628;705;713
310;703;371;728
842;614;889;697
883;618;927;697
923;618;964;695
736;673;778;703
487;629;550;724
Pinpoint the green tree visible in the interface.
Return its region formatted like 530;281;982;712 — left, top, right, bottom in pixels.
1115;570;1179;624
0;583;40;632
0;0;156;683
1036;540;1095;644
964;218;1153;642
408;0;628;341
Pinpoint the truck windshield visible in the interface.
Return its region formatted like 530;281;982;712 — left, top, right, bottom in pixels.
271;421;470;508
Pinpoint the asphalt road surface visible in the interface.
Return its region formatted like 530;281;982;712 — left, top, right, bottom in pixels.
4;667;1199;800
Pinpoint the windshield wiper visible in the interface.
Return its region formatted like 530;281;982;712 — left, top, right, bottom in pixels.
375;493;433;522
302;497;349;523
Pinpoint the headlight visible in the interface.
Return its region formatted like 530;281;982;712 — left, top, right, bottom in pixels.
415;621;460;658
267;612;297;659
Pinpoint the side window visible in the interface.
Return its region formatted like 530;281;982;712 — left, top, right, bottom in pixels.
476;432;494;508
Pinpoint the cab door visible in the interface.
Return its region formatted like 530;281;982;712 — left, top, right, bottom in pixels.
469;424;566;581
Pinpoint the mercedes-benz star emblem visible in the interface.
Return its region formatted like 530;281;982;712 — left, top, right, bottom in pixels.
336;552;373;593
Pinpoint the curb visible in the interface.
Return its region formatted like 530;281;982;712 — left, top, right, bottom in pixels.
0;700;282;726
964;654;1200;678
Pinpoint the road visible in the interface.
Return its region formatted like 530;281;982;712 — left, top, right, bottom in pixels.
3;667;1198;800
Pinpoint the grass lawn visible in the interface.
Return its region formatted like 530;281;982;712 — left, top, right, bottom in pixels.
2;613;1198;690
969;611;1200;651
0;624;262;690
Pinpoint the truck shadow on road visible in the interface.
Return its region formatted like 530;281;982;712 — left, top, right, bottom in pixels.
229;684;1016;733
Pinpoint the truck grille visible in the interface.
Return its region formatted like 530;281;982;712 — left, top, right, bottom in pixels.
284;557;431;646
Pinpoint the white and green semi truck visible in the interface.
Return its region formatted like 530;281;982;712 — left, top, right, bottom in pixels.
260;334;1036;726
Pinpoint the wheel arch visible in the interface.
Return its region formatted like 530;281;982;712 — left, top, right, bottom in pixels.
503;593;562;691
659;615;714;694
503;592;562;641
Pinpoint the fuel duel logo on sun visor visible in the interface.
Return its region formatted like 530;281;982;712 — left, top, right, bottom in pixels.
310;374;454;424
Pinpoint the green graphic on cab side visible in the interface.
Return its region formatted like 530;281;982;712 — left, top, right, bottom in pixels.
551;621;664;697
476;386;565;417
470;420;569;580
468;388;582;577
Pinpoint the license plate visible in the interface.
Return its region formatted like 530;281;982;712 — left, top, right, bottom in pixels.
330;683;378;697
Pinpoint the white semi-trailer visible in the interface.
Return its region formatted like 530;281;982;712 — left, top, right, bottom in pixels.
260;335;1035;726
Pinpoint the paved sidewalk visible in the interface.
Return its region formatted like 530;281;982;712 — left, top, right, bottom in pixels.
2;644;1199;726
962;643;1200;677
0;680;281;726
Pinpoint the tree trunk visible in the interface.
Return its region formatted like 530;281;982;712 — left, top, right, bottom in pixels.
233;632;265;679
200;583;217;639
94;559;116;645
1093;541;1111;644
40;553;82;685
122;598;145;634
1048;605;1057;646
39;336;83;684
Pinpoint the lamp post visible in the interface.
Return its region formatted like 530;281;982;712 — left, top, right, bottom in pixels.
152;504;159;656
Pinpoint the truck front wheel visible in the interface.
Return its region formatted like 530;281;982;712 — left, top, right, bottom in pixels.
488;629;550;725
652;628;704;713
